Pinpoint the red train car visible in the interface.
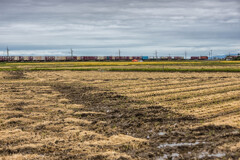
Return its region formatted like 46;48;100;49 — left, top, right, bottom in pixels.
191;56;199;60
0;56;15;61
174;56;184;60
45;56;55;61
200;56;208;60
117;56;130;60
132;56;141;60
19;56;24;61
28;56;33;61
0;56;7;61
66;56;77;61
82;56;97;61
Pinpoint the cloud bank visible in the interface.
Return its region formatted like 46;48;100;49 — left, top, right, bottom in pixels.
0;0;239;56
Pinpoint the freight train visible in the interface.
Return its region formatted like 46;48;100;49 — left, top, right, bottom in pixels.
0;56;208;62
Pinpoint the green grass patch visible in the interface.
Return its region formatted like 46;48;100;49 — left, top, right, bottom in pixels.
108;68;240;72
30;68;99;71
0;68;23;71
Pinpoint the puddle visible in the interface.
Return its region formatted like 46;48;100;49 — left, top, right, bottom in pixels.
158;132;166;136
157;153;179;160
157;151;226;160
158;141;205;149
198;151;226;159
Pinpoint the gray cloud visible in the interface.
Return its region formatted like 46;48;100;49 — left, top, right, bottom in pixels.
0;0;239;56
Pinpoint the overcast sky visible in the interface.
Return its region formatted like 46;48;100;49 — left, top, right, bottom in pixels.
0;0;239;56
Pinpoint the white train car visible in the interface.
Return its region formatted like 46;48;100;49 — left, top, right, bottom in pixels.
97;56;104;61
55;56;66;61
14;56;20;61
77;56;82;61
33;56;45;61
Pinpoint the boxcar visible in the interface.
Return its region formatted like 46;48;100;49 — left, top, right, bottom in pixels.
97;56;105;61
142;56;148;60
77;56;82;61
191;56;200;60
45;56;55;61
132;56;141;60
66;56;77;61
200;56;208;60
0;56;14;61
174;56;184;60
33;56;45;61
106;56;113;60
82;56;97;61
23;56;33;61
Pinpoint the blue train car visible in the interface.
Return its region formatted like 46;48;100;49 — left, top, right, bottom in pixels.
142;56;148;60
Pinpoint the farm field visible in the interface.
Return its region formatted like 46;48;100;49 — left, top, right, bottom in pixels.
0;69;240;159
1;61;240;72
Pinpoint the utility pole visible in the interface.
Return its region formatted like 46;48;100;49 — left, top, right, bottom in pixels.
211;50;213;60
119;49;121;57
71;48;73;57
210;50;212;59
7;47;9;62
70;48;73;60
185;51;187;60
155;50;158;60
7;46;9;57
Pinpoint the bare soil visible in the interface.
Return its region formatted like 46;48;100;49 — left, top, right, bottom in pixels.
0;71;239;160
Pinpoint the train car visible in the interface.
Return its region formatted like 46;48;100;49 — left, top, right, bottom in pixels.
19;56;24;61
66;56;77;61
8;56;15;61
77;56;83;61
14;56;19;61
104;56;113;61
45;56;55;61
23;56;33;61
115;56;128;61
148;56;155;60
132;56;141;60
82;56;97;61
29;56;33;61
0;56;4;62
97;56;105;61
142;56;149;60
33;56;45;61
191;56;200;60
14;56;24;61
160;56;172;60
174;56;184;60
122;56;130;60
114;56;120;61
23;56;29;61
2;56;9;61
55;56;65;61
0;56;14;61
200;56;208;60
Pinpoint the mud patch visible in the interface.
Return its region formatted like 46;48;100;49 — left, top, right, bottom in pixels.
52;82;240;159
3;71;26;79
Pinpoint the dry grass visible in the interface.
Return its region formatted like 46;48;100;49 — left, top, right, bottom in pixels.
1;70;240;159
0;71;148;159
